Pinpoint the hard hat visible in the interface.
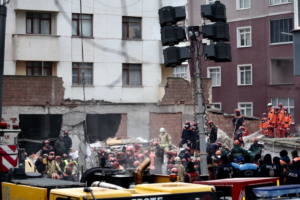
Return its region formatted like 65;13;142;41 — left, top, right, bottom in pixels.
45;140;50;144
134;153;138;158
216;142;222;147
55;156;61;160
234;109;241;113
64;131;68;134
208;121;214;126
133;161;140;166
106;149;111;154
254;137;258;142
181;158;186;162
278;103;283;107
262;113;267;117
100;149;106;153
171;168;178;173
69;161;74;166
49;152;55;156
143;150;149;156
192;122;198;126
113;161;119;168
216;150;221;155
172;152;178;157
239;126;245;130
62;153;67;158
174;157;181;162
134;143;139;148
126;147;131;151
274;107;279;111
160;127;166;133
185;121;190;125
267;103;272;107
48;155;54;161
167;164;174;169
138;154;144;159
234;140;240;145
153;141;158;146
283;107;288;111
66;166;71;173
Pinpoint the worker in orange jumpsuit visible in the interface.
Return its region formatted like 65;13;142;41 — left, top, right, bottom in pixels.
267;103;276;138
260;113;269;137
283;107;293;138
276;103;285;138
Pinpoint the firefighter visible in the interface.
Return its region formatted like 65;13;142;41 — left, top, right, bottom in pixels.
208;121;218;144
62;153;68;161
125;147;134;168
167;164;174;175
166;151;175;165
68;161;77;175
35;157;45;174
113;161;124;170
231;140;253;160
63;131;72;156
268;103;276;138
239;154;258;177
133;143;141;154
283;107;293;137
249;137;264;155
184;162;199;183
232;109;244;133
179;121;193;148
216;155;234;179
45;155;62;178
41;140;54;155
260;113;269;137
214;150;222;167
206;142;221;158
61;166;78;182
154;146;164;174
285;160;300;185
174;157;185;182
258;154;281;178
54;135;66;157
158;127;172;152
191;122;199;155
276;103;285;138
55;156;65;173
64;155;77;171
235;126;245;147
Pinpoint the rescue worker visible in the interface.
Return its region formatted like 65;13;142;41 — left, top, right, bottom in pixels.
113;161;124;170
208;121;218;144
232;109;244;133
61;166;78;182
285;160;300;185
193;159;201;175
54;135;65;156
216;155;234;179
45;155;62;178
283;107;293;138
184;162;199;183
276;103;285;138
179;121;193;148
258;154;280;178
55;156;65;173
206;142;220;158
125;147;134;168
133;143;141;154
35;157;45;174
62;153;68;161
239;154;258;177
221;144;231;156
228;154;240;176
242;125;249;137
167;164;174;175
68;161;77;175
117;152;126;166
154;146;164;174
235;126;245;147
231;140;253;160
291;149;300;168
138;154;144;163
174;157;185;182
63;155;75;171
249;137;264;155
268;103;276;138
41;140;54;155
279;150;291;165
158;127;172;152
63;131;72;155
191;122;199;155
260;113;269;137
166;151;175;165
214;150;222;167
179;147;191;162
207;157;217;180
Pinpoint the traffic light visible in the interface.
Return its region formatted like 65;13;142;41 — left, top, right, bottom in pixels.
158;6;190;67
201;1;231;62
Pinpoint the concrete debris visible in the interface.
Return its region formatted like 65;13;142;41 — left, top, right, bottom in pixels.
216;128;233;148
243;130;264;144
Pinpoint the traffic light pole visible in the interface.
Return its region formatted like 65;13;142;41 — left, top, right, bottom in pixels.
193;37;209;178
0;5;7;121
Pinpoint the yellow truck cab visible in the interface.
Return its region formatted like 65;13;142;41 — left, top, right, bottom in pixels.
2;179;217;200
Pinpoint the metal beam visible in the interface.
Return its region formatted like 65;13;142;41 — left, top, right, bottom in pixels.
0;5;7;120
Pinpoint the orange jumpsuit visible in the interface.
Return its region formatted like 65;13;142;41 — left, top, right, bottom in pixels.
268;108;276;137
260;117;269;136
242;128;249;137
276;109;285;138
149;152;155;171
283;112;293;137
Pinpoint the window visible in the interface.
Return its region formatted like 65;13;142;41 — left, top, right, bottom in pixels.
237;0;250;9
26;13;51;34
271;98;294;123
207;67;221;87
238;65;252;85
72;14;92;37
122;64;142;86
26;62;52;76
207;0;216;4
270;0;292;6
270;59;294;84
122;17;141;39
237;27;251;47
238;103;253;116
72;63;93;85
173;65;188;78
212;103;221;110
270;18;293;44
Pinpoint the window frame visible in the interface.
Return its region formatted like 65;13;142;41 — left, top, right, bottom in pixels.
212;102;222;110
72;63;94;85
72;14;93;37
237;64;252;86
122;16;142;40
237;26;252;48
269;0;292;6
269;17;293;45
26;61;53;76
271;98;295;123
26;12;51;35
236;0;251;10
173;65;188;78
122;63;142;86
207;66;221;87
206;0;216;4
238;102;253;117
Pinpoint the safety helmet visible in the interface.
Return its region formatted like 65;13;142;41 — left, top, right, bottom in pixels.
49;152;55;156
64;131;68;134
66;166;72;173
134;143;139;148
262;113;267;117
100;149;106;154
192;122;198;126
171;168;178;173
185;121;190;125
185;147;190;152
153;141;158;146
208;121;214;126
55;156;61;161
126;147;131;151
216;142;222;147
167;164;174;169
239;126;245;130
160;127;166;133
62;154;67;159
267;103;272;107
45;140;50;144
274;107;279;111
172;152;178;157
138;154;144;159
216;150;221;155
111;157;116;162
113;161;119;168
283;107;288;111
143;150;149;156
278;103;283;108
48;155;54;161
234;109;241;114
133;161;140;167
234;140;240;145
181;158;186;162
68;161;75;166
106;149;111;154
254;137;258;142
51;173;60;180
108;154;114;158
174;157;181;162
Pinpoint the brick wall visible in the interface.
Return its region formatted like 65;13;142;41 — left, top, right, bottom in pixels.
149;112;182;145
160;77;212;105
115;114;128;138
207;111;260;138
2;76;64;106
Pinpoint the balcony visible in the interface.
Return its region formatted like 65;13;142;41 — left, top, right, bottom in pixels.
13;34;60;61
14;0;61;12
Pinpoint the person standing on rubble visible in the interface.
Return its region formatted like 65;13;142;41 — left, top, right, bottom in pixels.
158;127;172;152
232;109;244;136
267;103;276;138
276;103;285;138
54;135;65;157
174;157;185;182
235;126;245;147
45;154;62;178
260;113;269;137
231;140;252;160
283;107;293;138
179;121;193;148
184;162;199;183
208;121;218;144
63;131;72;156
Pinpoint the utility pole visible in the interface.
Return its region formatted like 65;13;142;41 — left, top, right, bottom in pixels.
0;5;7;121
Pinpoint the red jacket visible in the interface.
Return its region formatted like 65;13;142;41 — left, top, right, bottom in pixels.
186;171;199;183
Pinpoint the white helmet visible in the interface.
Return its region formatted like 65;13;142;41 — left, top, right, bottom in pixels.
174;157;181;162
160;127;166;133
267;103;272;107
106;149;111;154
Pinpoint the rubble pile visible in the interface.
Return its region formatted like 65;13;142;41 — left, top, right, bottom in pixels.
216;128;233;148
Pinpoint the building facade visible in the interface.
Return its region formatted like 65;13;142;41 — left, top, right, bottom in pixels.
188;0;299;132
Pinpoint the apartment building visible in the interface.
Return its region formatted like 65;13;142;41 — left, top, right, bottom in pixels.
188;0;299;132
